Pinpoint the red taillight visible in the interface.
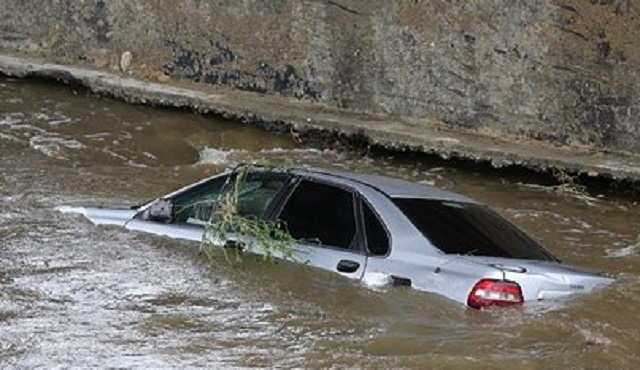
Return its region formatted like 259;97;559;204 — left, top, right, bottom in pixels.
467;279;524;309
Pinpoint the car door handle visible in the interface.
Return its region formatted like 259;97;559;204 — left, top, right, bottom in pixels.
224;239;245;250
336;259;360;273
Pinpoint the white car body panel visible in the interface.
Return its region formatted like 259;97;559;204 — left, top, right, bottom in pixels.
56;167;614;308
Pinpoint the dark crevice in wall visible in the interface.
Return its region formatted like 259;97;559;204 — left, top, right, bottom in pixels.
163;39;321;100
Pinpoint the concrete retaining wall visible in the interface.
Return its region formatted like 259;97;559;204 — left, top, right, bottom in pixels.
1;0;639;153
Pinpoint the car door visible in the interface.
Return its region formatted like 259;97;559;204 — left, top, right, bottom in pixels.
273;177;367;280
124;173;230;242
126;171;292;249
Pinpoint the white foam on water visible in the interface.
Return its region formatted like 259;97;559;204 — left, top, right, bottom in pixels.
261;147;327;154
102;148;128;161
32;112;50;120
197;147;336;166
578;328;612;347
3;111;85;159
48;117;73;125
606;245;637;258
8;123;48;133
29;141;61;158
142;151;157;159
30;111;75;126
361;271;392;291
126;160;148;168
84;132;111;140
0;113;24;127
198;147;241;165
29;135;86;158
266;148;338;160
30;136;85;150
435;137;461;144
0;132;22;143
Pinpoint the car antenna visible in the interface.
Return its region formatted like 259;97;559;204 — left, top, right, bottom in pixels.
434;249;478;274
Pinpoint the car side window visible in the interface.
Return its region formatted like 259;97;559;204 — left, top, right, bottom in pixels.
277;179;357;250
235;176;288;219
171;176;228;225
170;173;287;226
362;201;390;256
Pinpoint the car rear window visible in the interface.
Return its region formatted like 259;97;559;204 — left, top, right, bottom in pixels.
393;198;556;261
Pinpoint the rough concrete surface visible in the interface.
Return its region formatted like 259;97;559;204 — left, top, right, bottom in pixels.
2;54;640;182
2;0;640;180
2;1;640;154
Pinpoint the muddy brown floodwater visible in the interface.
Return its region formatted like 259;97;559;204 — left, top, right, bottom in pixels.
1;77;640;368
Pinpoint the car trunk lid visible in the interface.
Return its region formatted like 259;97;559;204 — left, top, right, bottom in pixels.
468;256;614;300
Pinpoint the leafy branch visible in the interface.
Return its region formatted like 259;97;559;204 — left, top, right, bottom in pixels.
200;164;299;264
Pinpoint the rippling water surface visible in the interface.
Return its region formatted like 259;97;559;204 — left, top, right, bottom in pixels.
1;77;640;368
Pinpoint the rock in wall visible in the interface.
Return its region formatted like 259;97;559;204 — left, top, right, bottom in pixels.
1;0;638;152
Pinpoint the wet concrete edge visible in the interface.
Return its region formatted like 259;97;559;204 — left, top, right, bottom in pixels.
2;54;640;182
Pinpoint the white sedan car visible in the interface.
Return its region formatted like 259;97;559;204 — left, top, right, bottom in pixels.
57;166;613;309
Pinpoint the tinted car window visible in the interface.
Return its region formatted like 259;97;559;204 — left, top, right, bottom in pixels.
278;180;356;249
393;198;556;261
362;202;390;256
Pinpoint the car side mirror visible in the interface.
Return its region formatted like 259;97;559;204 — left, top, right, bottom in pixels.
147;198;174;222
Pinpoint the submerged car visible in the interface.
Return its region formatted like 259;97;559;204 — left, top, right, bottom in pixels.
56;165;613;309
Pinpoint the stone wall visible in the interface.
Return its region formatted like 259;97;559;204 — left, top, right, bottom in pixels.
1;0;638;152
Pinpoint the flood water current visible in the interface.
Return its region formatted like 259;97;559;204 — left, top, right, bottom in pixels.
1;77;640;368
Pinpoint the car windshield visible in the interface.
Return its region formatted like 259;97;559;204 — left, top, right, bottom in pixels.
393;198;557;261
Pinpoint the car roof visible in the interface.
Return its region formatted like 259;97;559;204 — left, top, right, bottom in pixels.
291;167;477;203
